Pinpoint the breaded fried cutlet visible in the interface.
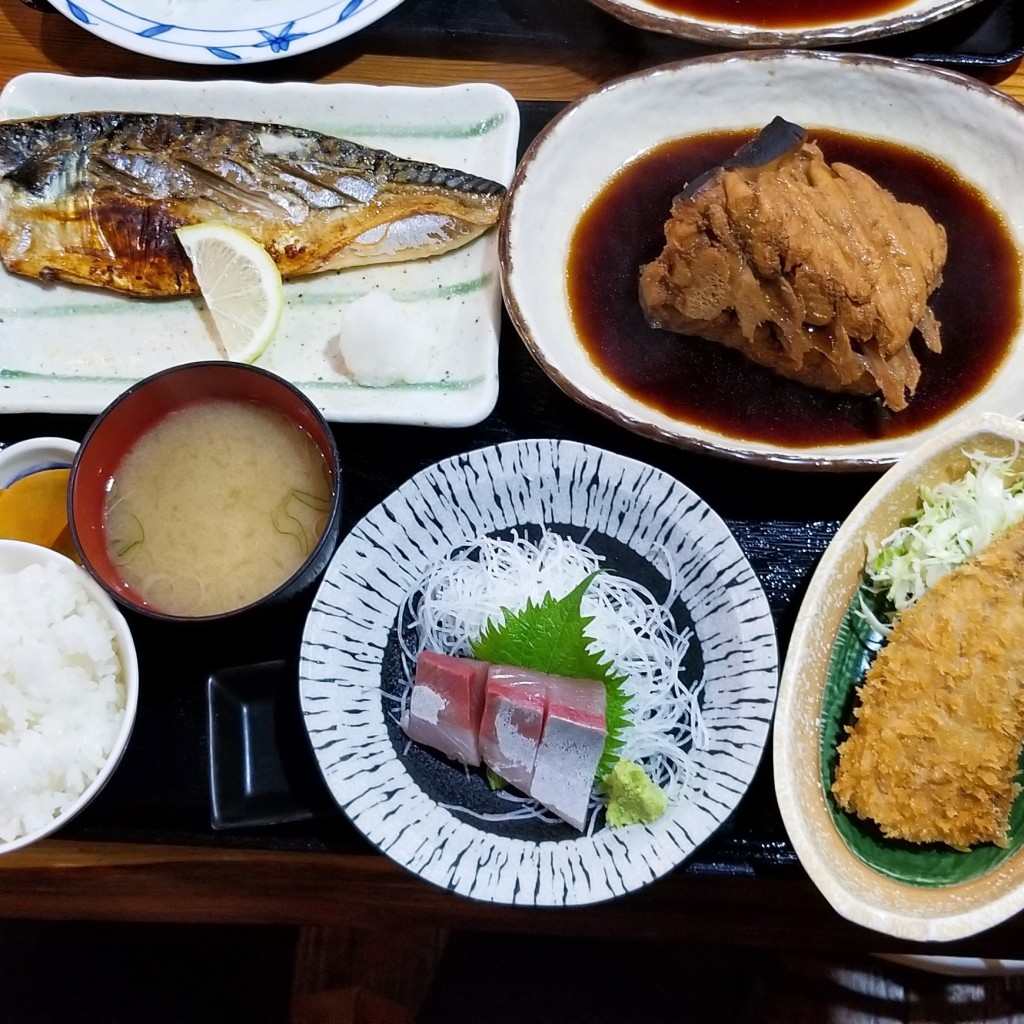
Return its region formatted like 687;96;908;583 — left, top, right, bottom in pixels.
832;516;1024;850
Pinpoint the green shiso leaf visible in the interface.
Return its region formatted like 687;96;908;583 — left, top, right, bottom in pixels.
469;572;631;781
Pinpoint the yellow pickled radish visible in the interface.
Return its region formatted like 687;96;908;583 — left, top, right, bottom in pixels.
0;468;74;554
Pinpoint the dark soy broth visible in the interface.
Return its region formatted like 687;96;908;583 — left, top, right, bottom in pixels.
567;130;1020;447
648;0;911;28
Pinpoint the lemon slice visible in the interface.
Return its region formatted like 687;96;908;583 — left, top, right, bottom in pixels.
175;223;284;363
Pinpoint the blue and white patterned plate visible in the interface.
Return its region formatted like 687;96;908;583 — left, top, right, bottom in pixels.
49;0;409;65
299;439;779;906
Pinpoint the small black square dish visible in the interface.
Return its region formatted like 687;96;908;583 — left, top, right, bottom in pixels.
207;660;334;829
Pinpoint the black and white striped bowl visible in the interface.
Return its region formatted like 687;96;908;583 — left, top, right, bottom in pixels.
299;438;778;906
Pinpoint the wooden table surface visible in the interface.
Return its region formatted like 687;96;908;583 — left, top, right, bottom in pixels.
4;1;1023;103
3;0;1024;958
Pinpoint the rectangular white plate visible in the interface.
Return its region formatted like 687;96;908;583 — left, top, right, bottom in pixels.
0;73;520;425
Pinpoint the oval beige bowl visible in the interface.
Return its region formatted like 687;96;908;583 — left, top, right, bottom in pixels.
499;50;1024;472
584;0;988;47
775;411;1024;941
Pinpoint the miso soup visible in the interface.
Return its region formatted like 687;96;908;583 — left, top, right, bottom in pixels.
104;399;332;617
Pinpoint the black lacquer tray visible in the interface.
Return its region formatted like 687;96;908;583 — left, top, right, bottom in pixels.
0;100;894;879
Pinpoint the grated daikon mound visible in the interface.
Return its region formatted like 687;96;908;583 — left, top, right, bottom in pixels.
0;561;126;845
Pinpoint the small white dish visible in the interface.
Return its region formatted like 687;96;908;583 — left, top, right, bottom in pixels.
0;73;519;427
775;411;1024;940
0;540;139;855
584;0;988;47
0;437;78;487
47;0;408;65
299;438;778;906
499;50;1024;471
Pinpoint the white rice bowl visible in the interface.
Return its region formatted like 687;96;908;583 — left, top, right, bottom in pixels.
0;540;138;854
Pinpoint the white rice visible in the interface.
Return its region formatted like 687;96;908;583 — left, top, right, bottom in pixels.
0;561;126;845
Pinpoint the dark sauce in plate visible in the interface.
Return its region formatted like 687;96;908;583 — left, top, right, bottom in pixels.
647;0;914;28
566;130;1021;447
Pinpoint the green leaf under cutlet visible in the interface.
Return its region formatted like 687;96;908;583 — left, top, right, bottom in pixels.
469;572;631;781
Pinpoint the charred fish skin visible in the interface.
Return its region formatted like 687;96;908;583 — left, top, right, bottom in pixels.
679;115;807;200
0;111;507;297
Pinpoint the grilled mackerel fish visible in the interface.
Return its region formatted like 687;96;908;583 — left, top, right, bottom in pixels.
0;111;507;297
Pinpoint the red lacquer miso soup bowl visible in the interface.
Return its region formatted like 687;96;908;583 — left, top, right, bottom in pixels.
69;362;342;623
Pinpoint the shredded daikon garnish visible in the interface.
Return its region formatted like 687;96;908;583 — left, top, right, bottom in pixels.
865;447;1024;632
397;530;706;811
400;531;603;658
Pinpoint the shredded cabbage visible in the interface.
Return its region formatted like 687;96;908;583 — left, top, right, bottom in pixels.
865;447;1024;630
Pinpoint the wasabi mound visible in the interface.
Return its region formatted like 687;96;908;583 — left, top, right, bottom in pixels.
601;759;667;828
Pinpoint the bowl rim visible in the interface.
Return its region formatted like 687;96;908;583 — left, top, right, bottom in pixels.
0;539;139;855
0;436;79;487
582;0;989;48
68;360;342;623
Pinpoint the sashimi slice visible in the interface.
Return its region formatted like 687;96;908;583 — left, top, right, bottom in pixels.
401;651;489;766
404;654;612;832
478;666;547;792
530;675;607;831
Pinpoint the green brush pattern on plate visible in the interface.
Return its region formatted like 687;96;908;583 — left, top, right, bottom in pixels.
820;582;1024;887
307;113;509;141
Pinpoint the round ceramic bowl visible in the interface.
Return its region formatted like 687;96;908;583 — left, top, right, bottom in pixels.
584;0;988;47
300;438;779;906
69;361;343;623
0;539;139;855
499;50;1024;471
0;437;79;487
49;0;409;65
775;411;1024;940
0;436;80;557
